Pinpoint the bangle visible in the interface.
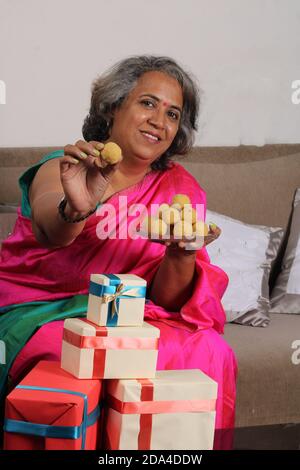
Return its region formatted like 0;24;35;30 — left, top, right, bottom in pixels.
58;196;99;223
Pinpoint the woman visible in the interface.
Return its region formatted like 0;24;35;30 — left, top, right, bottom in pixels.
0;56;237;449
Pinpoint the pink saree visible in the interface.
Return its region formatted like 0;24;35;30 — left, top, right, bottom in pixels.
0;161;237;449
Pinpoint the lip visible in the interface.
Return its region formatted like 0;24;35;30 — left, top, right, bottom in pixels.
140;130;162;143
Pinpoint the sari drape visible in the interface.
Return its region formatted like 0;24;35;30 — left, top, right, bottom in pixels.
0;157;237;449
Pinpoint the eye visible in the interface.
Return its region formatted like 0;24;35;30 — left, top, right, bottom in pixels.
167;110;180;121
141;99;155;108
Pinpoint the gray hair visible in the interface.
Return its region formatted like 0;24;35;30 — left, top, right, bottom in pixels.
82;55;200;171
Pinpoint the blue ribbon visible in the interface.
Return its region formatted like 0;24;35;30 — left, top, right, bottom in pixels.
4;385;101;449
89;274;146;326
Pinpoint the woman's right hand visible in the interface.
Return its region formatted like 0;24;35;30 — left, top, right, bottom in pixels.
60;140;120;213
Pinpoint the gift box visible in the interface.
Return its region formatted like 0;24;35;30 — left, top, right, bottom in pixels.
3;361;103;450
103;370;218;450
61;318;160;379
87;274;147;327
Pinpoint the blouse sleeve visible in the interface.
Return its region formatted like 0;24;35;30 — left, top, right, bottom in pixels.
18;150;64;218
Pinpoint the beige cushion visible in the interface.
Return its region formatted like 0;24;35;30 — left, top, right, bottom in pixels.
206;210;284;326
224;313;300;427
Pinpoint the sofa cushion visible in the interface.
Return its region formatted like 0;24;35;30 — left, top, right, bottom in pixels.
0;204;18;213
224;313;300;428
271;188;300;314
206;210;284;326
0;147;61;205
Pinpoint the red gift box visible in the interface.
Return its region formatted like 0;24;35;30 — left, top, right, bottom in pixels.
4;361;102;450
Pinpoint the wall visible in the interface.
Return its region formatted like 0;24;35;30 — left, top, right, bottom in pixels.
0;0;300;147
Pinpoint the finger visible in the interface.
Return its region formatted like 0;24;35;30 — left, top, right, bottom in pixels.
166;240;184;250
65;144;102;172
209;224;221;237
64;144;89;161
74;139;102;158
89;141;119;171
60;155;80;165
89;141;105;151
94;155;109;169
205;236;217;246
59;155;80;173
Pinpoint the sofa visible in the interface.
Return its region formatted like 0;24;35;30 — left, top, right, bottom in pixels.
1;144;300;449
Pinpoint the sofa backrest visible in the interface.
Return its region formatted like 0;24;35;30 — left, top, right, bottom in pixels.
178;144;300;228
0;147;61;210
1;144;300;229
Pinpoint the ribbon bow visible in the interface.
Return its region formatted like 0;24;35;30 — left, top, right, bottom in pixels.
89;274;147;326
103;283;142;320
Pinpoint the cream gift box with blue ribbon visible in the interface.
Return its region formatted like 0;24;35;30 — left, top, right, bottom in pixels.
87;274;147;327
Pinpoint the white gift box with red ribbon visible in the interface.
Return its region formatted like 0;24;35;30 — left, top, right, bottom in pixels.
61;318;159;379
87;274;147;327
103;370;218;450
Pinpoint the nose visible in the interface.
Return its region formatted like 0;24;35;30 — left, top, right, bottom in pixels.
148;105;166;129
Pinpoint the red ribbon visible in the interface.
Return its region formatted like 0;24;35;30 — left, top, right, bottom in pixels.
63;320;158;379
62;329;159;350
106;379;216;450
138;379;153;450
106;395;217;414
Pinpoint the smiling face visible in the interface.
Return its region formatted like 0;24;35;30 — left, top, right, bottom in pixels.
109;71;183;168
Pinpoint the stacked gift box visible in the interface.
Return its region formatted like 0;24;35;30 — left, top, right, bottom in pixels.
61;274;159;379
3;273;218;450
3;361;102;450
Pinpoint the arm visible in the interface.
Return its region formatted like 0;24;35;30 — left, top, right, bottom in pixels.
148;246;197;311
30;159;88;248
30;140;119;249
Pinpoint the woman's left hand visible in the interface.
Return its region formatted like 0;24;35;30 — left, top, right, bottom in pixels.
162;224;221;253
